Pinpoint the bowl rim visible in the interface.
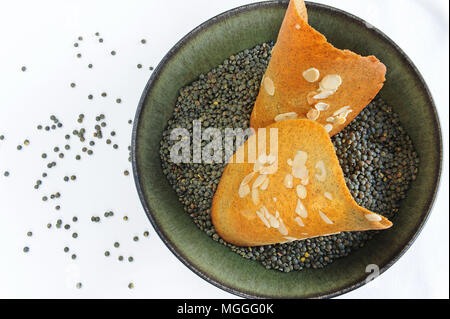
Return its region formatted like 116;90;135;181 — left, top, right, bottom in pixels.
131;0;443;299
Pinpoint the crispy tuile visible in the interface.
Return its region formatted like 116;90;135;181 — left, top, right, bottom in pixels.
250;0;386;136
211;120;392;247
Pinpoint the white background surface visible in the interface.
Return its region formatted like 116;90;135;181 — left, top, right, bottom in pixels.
0;0;448;299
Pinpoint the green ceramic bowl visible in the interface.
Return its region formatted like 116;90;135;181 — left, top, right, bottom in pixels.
132;1;442;298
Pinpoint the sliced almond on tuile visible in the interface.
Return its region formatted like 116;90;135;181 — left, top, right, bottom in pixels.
256;210;271;228
306;108;320;121
295;199;308;218
324;192;333;200
296;184;307;199
274;112;298;122
292;166;308;179
284;174;294;188
315;160;327;182
326;117;335;123
334;116;346;125
313;90;334;100
293;150;308;166
277;219;289;236
319;210;334;224
324;124;333;133
333;106;351;117
253;174;268;189
365;213;382;222
319;74;342;92
241;171;256;186
294;216;305;227
264;77;275;96
307;91;318;105
314;102;329;111
302;68;320;83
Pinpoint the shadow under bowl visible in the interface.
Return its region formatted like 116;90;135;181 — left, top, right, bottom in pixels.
132;1;442;298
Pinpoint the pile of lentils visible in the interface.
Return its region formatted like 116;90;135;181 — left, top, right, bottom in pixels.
2;32;155;289
159;42;419;273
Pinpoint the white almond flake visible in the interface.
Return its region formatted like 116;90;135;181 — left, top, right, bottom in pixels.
252;188;260;205
264;77;275;96
238;184;250;198
253;174;267;189
294;217;305;227
334;116;346;125
333;106;351;117
365;213;382;222
241;172;256;186
274;112;298;122
295;199;308;218
307;91;318;105
293;150;308;166
324;192;333;200
326;117;335;123
273;197;277;202
295;24;301;30
296;185;307;199
277;219;288;236
313;90;334;100
306;108;320;121
324;124;333;133
319;210;334;224
302;68;320;83
284;174;294;189
314;102;329;111
267;213;280;229
320;74;342;91
287;158;293;166
315;160;327;182
260;178;269;191
256;211;271;228
292;166;308;179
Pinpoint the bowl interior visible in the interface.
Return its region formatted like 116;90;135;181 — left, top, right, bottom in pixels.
133;1;441;298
